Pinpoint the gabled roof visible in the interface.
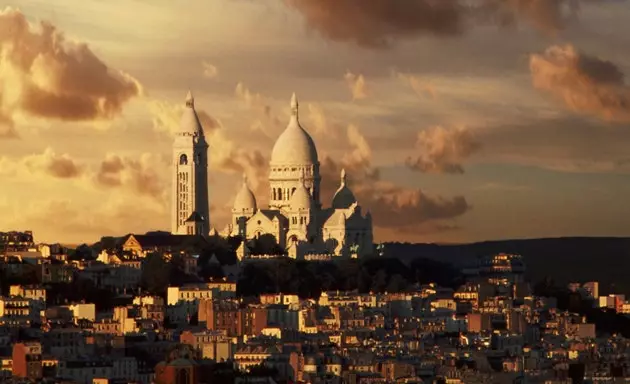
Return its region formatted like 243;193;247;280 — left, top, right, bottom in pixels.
123;233;208;249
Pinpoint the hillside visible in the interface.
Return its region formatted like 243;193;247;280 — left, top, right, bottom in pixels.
386;237;630;295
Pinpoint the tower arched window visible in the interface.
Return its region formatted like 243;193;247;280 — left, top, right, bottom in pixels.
278;189;283;200
179;154;188;165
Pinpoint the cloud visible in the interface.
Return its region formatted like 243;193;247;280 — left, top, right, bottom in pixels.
319;124;471;231
211;128;269;195
202;61;218;79
94;153;167;200
529;44;630;122
405;126;481;174
482;0;580;35
235;82;282;134
305;103;341;139
148;98;221;136
285;0;463;48
0;7;142;128
344;71;369;100
0;147;83;179
0;113;17;139
0;195;168;244
394;71;437;99
474;182;531;192
285;0;582;48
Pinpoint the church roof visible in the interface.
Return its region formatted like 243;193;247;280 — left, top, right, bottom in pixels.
270;93;318;165
290;172;313;210
123;233;208;249
260;210;284;221
233;175;257;211
332;168;356;209
179;91;204;136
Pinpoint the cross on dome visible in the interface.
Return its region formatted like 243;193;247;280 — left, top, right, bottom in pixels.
291;92;299;118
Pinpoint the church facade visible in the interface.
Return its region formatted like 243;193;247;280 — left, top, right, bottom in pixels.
222;94;374;259
171;91;374;259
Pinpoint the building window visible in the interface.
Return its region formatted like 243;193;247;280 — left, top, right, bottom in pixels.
179;154;188;165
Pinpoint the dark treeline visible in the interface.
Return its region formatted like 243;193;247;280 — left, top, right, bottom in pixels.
235;257;464;299
138;253;463;300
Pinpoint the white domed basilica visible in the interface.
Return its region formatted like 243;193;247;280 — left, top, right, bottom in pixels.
224;93;373;259
171;92;373;260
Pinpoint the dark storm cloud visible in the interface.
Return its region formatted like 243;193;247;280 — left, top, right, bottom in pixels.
285;0;587;48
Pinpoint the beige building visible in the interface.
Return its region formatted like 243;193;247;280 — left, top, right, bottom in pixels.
222;94;373;259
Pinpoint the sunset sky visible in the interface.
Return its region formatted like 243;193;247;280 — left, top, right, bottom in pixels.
2;0;630;245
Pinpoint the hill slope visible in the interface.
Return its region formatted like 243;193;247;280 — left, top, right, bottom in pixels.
386;237;630;295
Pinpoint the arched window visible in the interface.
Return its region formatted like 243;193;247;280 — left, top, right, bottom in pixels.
177;369;190;384
291;187;296;197
278;189;283;200
179;154;188;165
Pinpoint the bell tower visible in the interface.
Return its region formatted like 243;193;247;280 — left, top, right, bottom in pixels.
171;91;210;235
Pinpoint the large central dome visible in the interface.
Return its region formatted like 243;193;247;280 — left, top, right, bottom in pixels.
270;93;318;165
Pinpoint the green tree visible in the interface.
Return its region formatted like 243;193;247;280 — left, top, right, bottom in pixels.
141;253;170;294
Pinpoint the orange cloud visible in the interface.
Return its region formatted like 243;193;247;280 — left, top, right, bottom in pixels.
94;153;168;200
285;0;463;48
319;124;471;231
344;72;369;100
0;196;168;244
0;147;83;179
285;0;580;48
305;103;341;139
394;71;437;99
406;126;481;174
149;99;221;136
482;0;579;35
235;82;282;137
202;61;218;79
0;7;141;129
0;113;17;139
530;44;630;122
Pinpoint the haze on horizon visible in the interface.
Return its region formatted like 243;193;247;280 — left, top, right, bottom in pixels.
1;0;630;245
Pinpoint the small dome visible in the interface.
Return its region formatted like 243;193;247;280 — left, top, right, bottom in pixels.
290;174;313;210
233;175;257;211
270;93;318;165
332;169;356;209
180;91;204;135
